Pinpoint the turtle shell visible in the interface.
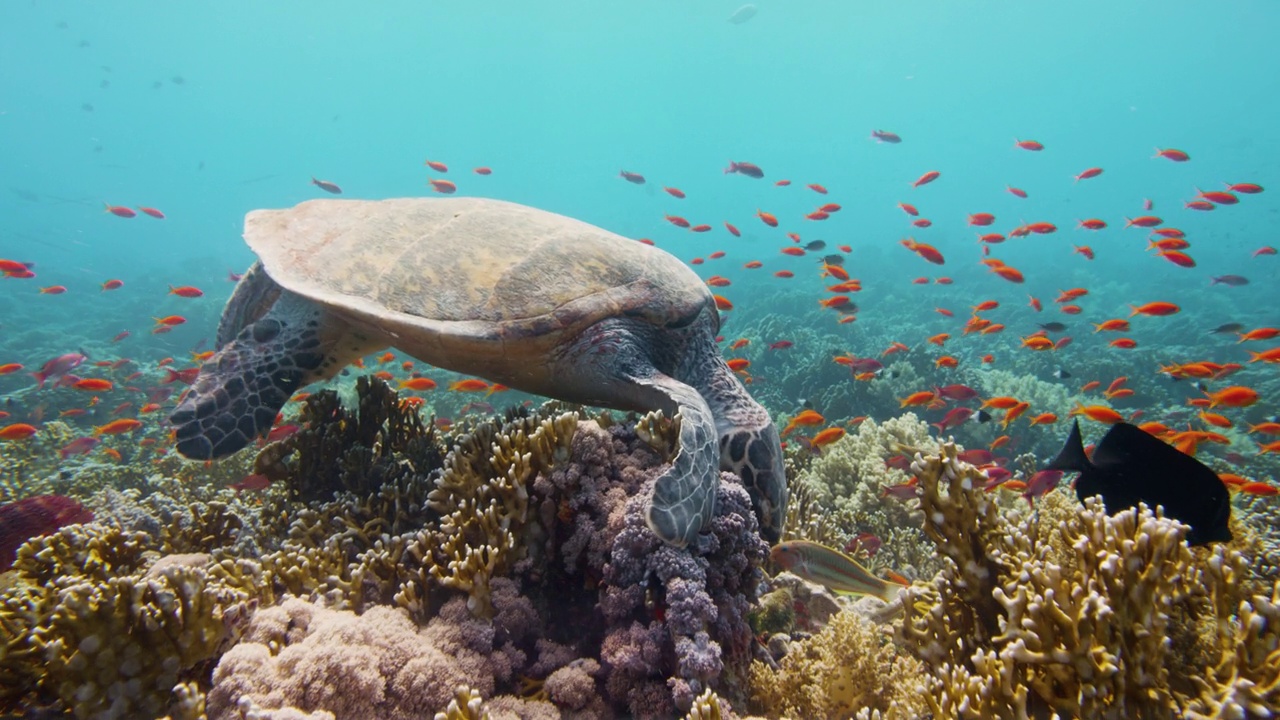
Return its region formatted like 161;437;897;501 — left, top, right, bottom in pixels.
244;197;715;390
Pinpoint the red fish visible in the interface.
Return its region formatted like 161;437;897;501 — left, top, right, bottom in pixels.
968;212;995;226
169;285;203;298
620;170;646;184
913;170;941;188
1074;167;1103;182
104;203;136;218
473;167;492;175
1124;216;1162;228
898;202;919;216
137;206;165;219
1153;148;1190;162
1006;186;1028;198
0;496;93;571
429;179;457;194
724;222;741;237
424;160;448;172
1015;139;1044;151
664;187;686;199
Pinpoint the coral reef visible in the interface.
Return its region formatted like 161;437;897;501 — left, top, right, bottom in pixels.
749;607;930;719
895;440;1280;718
787;413;941;578
0;523;258;718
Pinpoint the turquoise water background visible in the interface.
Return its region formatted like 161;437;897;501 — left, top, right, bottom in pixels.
1;0;1277;380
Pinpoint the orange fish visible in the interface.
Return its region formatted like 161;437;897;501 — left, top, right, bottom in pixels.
1093;319;1130;333
429;179;457;194
744;261;764;269
154;315;186;326
706;276;731;288
73;378;113;392
713;295;734;311
400;377;438;391
169;285;204;298
138;207;165;219
449;379;490;392
809;427;845;447
821;264;850;281
729;338;750;350
1206;386;1258;408
102;279;124;291
664;187;686;199
1239;482;1280;497
1238;328;1280;343
991;265;1024;283
424;160;448;172
899;391;936;408
726;358;751;373
913;170;941;188
1070;404;1124;424
0;423;39;440
981;396;1022;410
94;418;143;435
40;286;67;294
781;410;824;437
774;270;794;278
757;210;779;227
1129;301;1180;317
0;363;23;375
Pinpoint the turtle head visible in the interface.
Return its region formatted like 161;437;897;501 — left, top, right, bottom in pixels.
720;423;787;542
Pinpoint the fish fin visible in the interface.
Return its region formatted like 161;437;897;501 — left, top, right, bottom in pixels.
1046;419;1091;473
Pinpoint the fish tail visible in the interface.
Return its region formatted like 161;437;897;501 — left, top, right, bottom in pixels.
1046;419;1090;473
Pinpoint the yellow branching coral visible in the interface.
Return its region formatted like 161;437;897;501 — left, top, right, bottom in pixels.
425;410;578;617
1;525;260;718
895;439;1280;718
750;608;930;719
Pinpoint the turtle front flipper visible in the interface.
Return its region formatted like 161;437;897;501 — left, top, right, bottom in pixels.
698;358;787;543
641;375;721;547
169;290;373;460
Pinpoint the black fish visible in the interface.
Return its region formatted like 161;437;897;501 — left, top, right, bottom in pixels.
1052;368;1072;379
1209;322;1244;334
819;254;845;266
1038;322;1068;333
805;240;827;252
976;409;992;424
1210;275;1249;286
1046;420;1231;546
724;161;764;178
619;170;646;185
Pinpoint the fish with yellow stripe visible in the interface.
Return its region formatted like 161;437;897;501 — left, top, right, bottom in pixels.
769;539;907;602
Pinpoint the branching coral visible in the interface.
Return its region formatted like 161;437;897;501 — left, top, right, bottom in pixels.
749;607;930;719
788;413;940;577
1;523;259;718
894;439;1280;718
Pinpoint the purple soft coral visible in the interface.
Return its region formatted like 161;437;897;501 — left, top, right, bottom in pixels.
600;466;768;716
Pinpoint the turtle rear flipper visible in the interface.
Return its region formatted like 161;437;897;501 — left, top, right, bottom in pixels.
170;291;364;460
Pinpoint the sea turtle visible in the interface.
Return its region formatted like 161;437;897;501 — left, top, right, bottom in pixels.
169;197;786;546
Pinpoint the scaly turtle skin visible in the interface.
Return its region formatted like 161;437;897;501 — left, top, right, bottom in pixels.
169;197;785;546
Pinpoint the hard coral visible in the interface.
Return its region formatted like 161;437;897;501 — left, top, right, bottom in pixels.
895;439;1280;718
749;608;929;719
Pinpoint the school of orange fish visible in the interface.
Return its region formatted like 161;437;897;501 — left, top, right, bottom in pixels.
0;135;1276;501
